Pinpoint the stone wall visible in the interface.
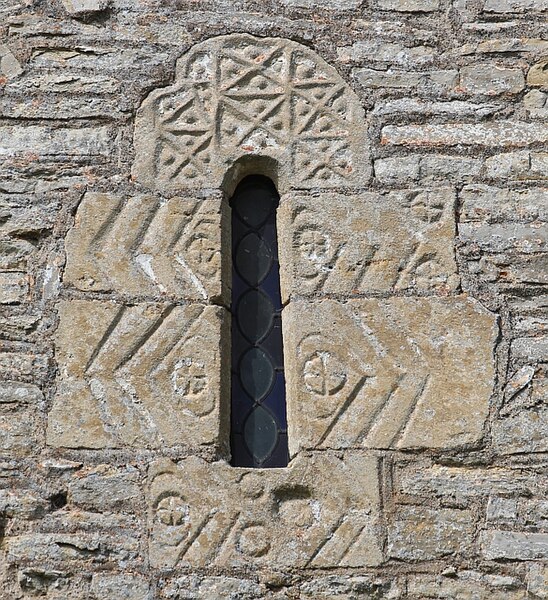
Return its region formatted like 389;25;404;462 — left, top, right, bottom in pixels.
0;0;547;599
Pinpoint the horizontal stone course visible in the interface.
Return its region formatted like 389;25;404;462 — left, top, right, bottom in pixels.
481;531;548;560
382;122;548;147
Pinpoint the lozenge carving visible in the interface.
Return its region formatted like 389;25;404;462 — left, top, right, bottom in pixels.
148;453;383;569
133;35;370;191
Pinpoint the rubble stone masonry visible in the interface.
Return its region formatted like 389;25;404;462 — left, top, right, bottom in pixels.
0;0;546;598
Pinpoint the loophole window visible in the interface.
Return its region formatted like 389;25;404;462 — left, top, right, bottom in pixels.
230;176;289;468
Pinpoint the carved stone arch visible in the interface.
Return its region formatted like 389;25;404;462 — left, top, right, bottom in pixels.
132;34;371;193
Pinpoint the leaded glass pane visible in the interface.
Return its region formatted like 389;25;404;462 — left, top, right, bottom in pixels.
230;175;289;468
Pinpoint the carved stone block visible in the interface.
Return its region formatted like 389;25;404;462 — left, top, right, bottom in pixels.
64;192;228;303
283;296;498;453
148;453;383;569
278;188;459;298
47;300;229;449
133;34;370;192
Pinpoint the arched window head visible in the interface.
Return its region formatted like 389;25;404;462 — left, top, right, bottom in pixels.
230;176;288;468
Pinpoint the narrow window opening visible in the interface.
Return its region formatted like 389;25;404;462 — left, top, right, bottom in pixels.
230;175;289;468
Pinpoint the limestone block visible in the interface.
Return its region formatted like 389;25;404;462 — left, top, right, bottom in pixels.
483;0;548;12
133;35;370;192
90;574;152;600
493;408;548;454
300;576;395;599
527;564;548;598
0;125;111;158
160;576;267;599
0;409;38;454
388;506;475;560
397;464;539;501
283;296;497;453
64;192;228;303
377;0;440;10
459;223;547;253
68;466;142;512
355;68;457;92
47;300;229;449
281;0;361;7
148;453;383;569
460;185;547;222
528;58;548;87
61;0;110;16
0;272;28;304
459;65;525;95
5;533;139;564
481;531;548;560
278;189;459;298
0;45;23;80
408;573;527;599
382;121;548;147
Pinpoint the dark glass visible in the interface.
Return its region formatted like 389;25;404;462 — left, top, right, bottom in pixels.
235;233;272;286
239;347;275;401
230;176;289;468
243;405;278;463
237;290;274;343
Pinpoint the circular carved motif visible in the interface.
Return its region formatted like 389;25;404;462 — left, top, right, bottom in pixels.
172;358;214;416
304;351;347;396
156;495;190;527
237;524;271;557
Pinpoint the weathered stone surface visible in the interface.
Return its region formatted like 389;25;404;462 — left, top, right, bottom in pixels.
47;300;229;449
5;533;139;564
64;192;228;302
0;44;23;80
373;98;503;117
300;576;396;599
375;155;482;184
483;0;548;12
382;122;548;147
388;507;475;560
148;453;383;569
493;408;548;454
338;41;435;66
278;189;459;298
377;0;439;10
481;531;548;560
160;576;268;599
459;223;547;253
460;185;547;222
282;0;361;7
61;0;110;16
283;296;497;453
355;68;457;92
90;574;152;600
484;152;548;180
527;564;548;598
0;125;111;157
528;58;548;87
133;35;370;192
0;271;28;303
69;466;141;512
397;464;539;500
487;497;519;524
407;572;527;599
459;65;525;94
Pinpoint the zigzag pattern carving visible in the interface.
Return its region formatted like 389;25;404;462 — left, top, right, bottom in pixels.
64;192;224;301
47;300;227;449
